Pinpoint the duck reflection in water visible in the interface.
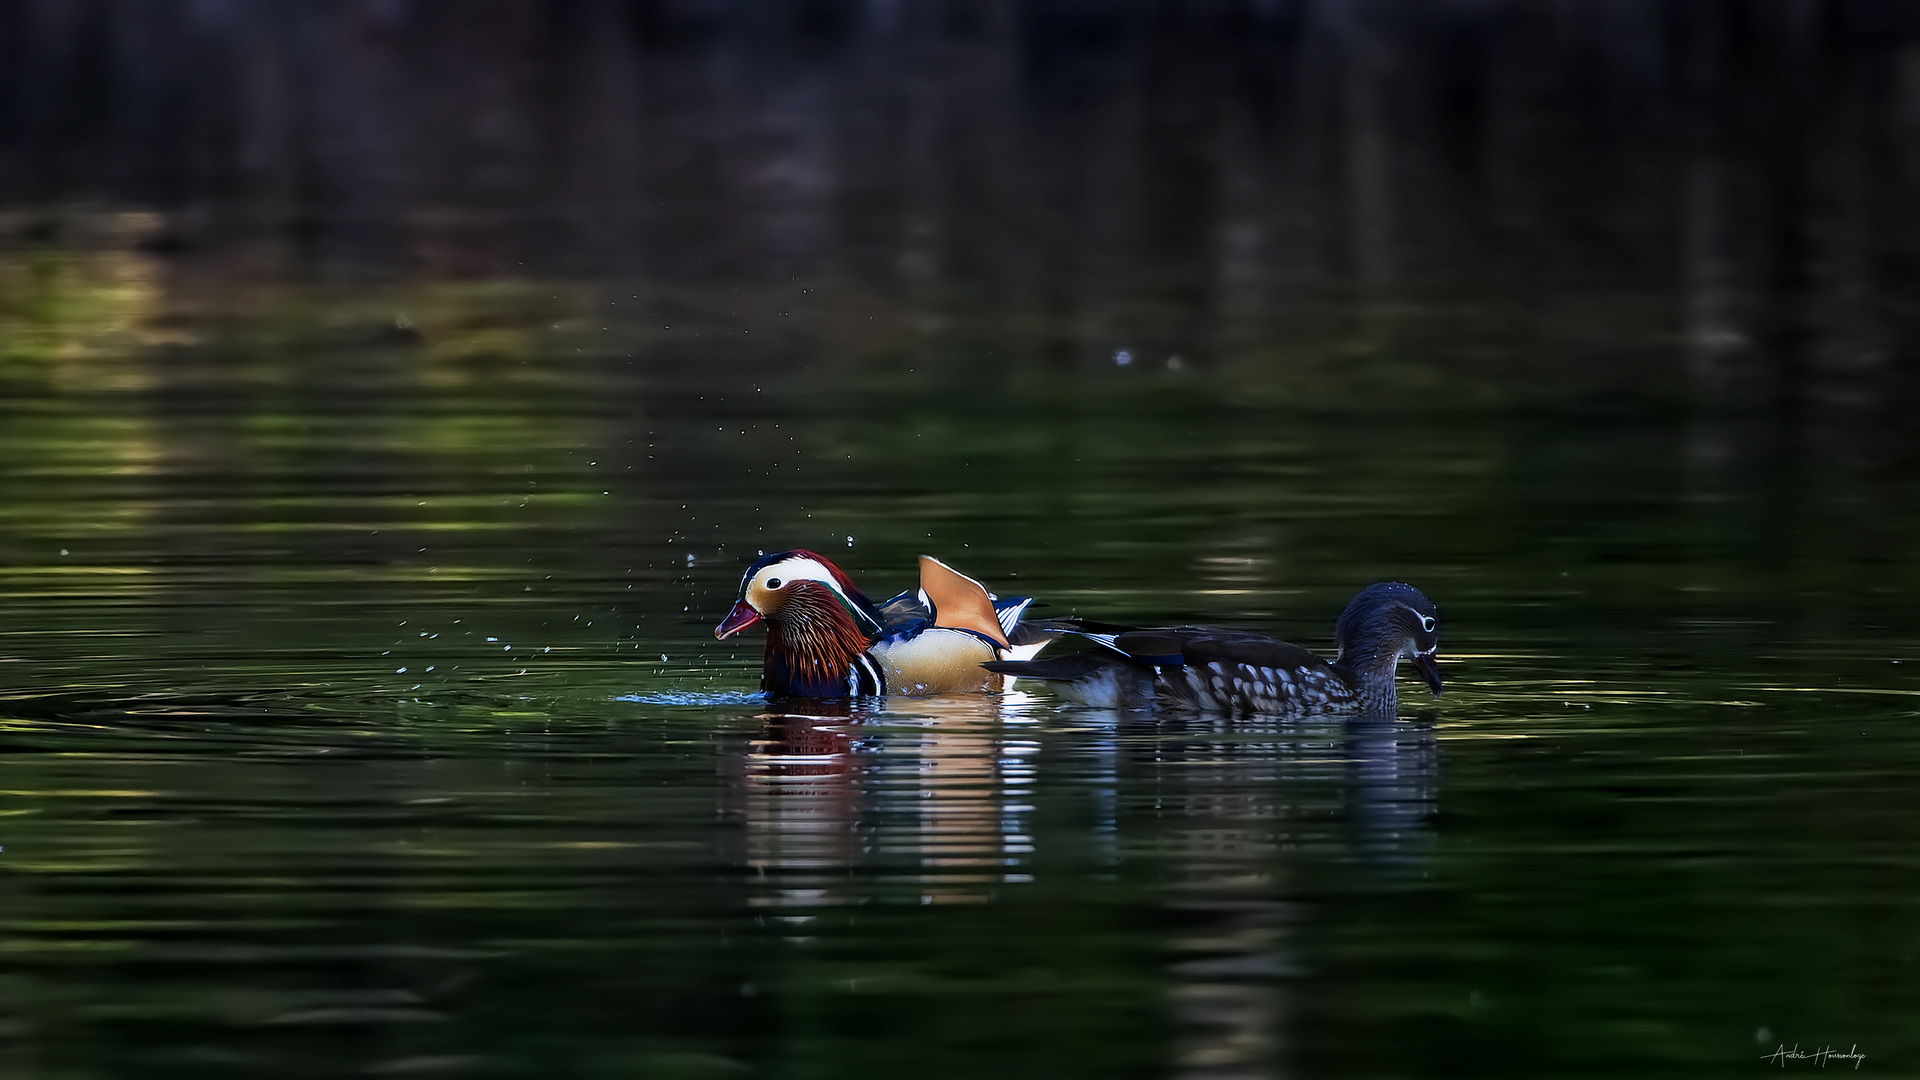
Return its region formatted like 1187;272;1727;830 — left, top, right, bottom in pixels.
1077;708;1438;1080
733;692;1047;910
737;700;863;905
727;690;1438;1079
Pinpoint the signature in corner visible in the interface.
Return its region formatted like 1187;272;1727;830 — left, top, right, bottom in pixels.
1763;1043;1865;1070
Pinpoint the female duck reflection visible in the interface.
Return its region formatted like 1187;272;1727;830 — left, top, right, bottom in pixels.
1116;711;1439;1080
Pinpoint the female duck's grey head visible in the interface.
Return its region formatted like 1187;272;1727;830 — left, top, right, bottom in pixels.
1333;582;1442;697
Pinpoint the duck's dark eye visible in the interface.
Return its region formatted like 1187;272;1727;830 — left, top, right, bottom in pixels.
1419;615;1436;633
765;577;783;590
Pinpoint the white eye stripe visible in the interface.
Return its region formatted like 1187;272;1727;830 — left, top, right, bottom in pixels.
1394;603;1436;635
754;558;844;596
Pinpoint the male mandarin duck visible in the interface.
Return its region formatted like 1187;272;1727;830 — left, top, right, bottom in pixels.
714;549;1058;698
984;582;1442;715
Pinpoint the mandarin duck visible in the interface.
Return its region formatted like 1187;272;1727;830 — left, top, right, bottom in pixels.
714;550;1058;698
983;582;1442;715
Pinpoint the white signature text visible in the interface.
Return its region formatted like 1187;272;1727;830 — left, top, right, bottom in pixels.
1763;1044;1864;1070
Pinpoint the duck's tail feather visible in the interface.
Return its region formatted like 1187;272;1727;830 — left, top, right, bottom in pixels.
984;649;1156;708
983;650;1114;681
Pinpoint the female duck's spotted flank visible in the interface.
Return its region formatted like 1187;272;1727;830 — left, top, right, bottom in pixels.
984;582;1442;715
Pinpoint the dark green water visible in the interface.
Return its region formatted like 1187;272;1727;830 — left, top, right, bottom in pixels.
2;237;1918;1078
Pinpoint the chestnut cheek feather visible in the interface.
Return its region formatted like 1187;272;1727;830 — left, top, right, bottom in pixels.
754;583;876;695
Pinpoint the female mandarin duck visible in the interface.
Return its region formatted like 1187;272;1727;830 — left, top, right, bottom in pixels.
984;582;1443;715
714;549;1057;698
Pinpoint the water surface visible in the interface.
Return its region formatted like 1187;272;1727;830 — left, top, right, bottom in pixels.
1;227;1918;1079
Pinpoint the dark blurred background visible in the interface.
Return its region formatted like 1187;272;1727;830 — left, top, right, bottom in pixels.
7;0;1920;630
7;0;1920;412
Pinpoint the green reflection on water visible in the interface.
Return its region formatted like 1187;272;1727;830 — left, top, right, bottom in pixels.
0;237;1916;1078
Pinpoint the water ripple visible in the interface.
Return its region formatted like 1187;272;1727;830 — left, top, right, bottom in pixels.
615;690;768;707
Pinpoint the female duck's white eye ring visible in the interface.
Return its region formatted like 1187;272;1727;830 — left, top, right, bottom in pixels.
1419;615;1435;633
766;577;783;590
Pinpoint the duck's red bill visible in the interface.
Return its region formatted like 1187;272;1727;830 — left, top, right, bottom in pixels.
1411;652;1443;697
714;600;762;640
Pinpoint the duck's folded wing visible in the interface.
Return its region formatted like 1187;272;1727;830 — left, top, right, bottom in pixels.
1172;630;1328;674
876;588;930;634
1064;623;1196;667
1071;624;1331;675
